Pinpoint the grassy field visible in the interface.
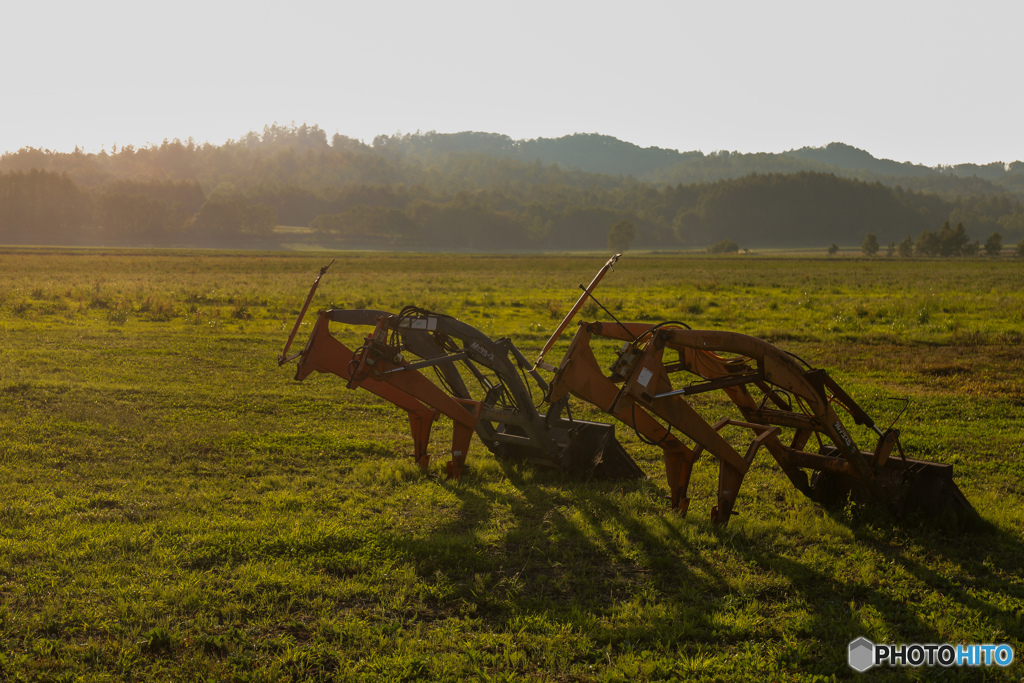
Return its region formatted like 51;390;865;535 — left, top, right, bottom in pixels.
1;249;1022;681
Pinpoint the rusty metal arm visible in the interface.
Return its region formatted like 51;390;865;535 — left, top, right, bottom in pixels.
533;254;620;371
279;260;335;366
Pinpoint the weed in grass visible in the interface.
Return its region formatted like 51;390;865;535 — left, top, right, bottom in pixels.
684;301;704;316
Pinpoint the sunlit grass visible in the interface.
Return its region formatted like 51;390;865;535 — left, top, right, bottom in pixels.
0;249;1022;680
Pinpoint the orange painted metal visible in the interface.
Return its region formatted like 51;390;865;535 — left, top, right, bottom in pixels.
549;320;974;523
533;253;620;371
279;260;334;366
296;310;482;476
282;256;642;482
548;321;698;514
279;257;971;525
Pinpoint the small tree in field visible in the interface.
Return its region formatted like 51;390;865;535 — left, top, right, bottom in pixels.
827;243;839;256
607;220;636;252
1017;239;1024;258
708;238;739;254
897;236;913;258
861;233;879;257
916;229;939;256
985;232;1003;257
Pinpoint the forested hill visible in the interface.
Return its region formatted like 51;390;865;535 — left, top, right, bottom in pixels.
373;133;1024;198
2;124;1023;251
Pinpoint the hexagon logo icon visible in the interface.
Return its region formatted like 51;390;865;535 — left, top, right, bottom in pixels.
848;637;875;672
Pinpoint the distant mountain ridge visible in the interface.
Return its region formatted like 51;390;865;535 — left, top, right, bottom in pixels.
3;124;1023;250
376;132;1024;198
5;126;1022;197
784;142;936;178
374;132;696;178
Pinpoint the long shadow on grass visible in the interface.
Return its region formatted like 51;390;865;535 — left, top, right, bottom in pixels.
383;457;1024;670
378;455;898;665
827;506;1024;646
386;459;732;628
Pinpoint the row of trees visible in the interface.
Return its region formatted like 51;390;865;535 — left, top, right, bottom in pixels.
3;164;1024;250
7;127;1023;201
0;171;226;245
860;223;1024;257
301;173;1023;250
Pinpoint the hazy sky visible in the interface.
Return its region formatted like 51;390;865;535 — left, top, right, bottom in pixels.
4;0;1021;167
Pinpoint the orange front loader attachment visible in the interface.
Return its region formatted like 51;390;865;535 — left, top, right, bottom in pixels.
293;310;483;478
279;258;644;482
550;321;974;524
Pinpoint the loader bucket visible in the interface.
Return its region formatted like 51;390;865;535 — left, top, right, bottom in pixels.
812;446;976;523
875;456;976;522
493;422;644;480
565;421;646;480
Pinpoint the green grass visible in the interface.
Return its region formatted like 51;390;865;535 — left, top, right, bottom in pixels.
0;249;1022;680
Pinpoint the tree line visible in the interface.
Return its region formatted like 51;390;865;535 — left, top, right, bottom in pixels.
7;129;1024;201
5;166;1024;251
2;125;1024;250
860;222;1024;258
